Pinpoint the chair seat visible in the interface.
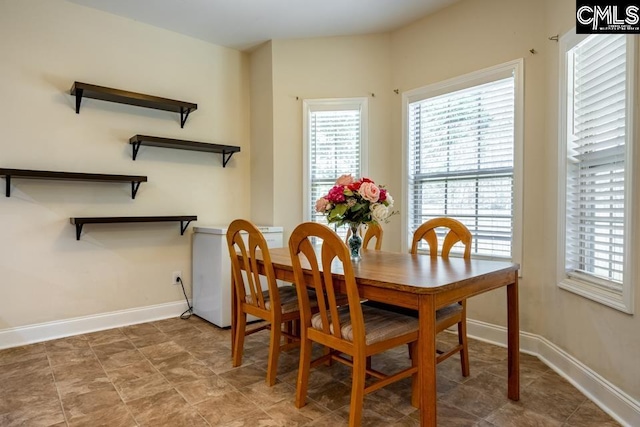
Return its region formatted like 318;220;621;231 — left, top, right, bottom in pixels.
247;286;317;314
436;303;463;321
311;305;418;345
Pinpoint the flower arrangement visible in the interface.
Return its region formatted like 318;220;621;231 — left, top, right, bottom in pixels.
315;174;395;227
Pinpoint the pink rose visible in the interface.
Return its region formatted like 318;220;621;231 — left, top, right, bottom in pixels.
315;197;330;213
359;182;380;203
335;174;354;186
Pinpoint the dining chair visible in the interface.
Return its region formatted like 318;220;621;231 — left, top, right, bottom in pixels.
289;222;419;426
226;219;314;386
411;217;471;376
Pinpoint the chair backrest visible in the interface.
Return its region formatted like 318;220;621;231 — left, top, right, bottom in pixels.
226;219;280;312
362;222;383;250
345;223;383;250
411;217;472;259
289;222;366;346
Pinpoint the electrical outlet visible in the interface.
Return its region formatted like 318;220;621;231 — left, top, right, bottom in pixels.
172;271;182;285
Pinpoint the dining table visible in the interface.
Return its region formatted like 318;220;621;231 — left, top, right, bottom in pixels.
234;246;520;427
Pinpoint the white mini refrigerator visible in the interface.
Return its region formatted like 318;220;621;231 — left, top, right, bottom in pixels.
192;225;284;327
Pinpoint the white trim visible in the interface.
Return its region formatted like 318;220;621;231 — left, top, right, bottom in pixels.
465;319;640;427
302;97;369;222
558;277;632;313
400;59;524;271
512;58;524;275
401;91;410;251
557;30;636;314
0;300;190;350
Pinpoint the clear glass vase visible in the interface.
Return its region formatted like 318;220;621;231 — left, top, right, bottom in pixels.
348;223;362;262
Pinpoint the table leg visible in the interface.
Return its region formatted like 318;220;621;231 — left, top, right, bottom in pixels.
507;274;520;400
418;294;437;427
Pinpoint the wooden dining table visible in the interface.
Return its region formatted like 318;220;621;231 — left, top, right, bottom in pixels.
234;247;520;426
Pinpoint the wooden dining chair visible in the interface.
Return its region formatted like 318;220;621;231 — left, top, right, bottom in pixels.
411;217;471;376
289;222;419;426
226;219;314;386
345;222;383;250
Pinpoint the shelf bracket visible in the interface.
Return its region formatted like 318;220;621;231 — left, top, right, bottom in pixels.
75;88;83;114
131;181;141;199
75;223;84;240
132;142;142;160
180;107;192;128
180;219;193;235
5;175;10;197
222;151;235;168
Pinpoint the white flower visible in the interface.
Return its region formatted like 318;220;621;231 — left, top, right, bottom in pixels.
371;203;389;223
385;193;394;208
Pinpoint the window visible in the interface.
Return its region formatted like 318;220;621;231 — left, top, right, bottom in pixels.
558;32;635;313
302;98;368;232
403;60;523;261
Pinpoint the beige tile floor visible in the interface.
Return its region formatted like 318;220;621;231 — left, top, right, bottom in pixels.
0;315;619;426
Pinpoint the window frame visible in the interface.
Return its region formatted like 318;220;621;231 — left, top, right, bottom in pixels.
401;59;524;266
557;30;636;314
302;97;369;223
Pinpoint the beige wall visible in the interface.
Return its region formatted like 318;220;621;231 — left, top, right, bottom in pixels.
390;0;548;334
390;0;639;402
2;0;637;409
247;0;639;403
0;0;250;328
249;42;275;225
542;0;640;400
269;35;395;245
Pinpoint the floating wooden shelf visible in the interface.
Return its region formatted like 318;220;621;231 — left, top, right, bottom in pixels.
70;82;197;128
70;215;197;240
0;168;148;199
129;135;241;167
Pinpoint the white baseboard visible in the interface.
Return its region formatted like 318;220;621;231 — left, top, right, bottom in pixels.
0;300;190;350
466;319;640;427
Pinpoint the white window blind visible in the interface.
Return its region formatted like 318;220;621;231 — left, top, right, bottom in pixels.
303;99;367;230
407;76;515;258
565;34;627;290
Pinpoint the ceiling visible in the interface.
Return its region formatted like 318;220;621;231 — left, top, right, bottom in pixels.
69;0;458;51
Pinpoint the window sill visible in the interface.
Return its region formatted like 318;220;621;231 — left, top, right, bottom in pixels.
558;277;633;314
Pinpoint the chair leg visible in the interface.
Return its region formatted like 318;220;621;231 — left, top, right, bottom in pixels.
266;322;282;386
285;321;294;345
459;319;470;377
409;341;419;408
349;353;367;426
295;332;312;408
293;319;301;339
232;312;247;367
323;345;333;366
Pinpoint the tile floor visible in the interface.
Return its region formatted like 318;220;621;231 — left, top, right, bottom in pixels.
0;315;619;426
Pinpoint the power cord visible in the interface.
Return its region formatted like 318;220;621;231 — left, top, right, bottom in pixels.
177;277;193;319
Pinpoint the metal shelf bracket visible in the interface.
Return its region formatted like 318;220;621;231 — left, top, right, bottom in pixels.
132;142;142;160
75;223;84;240
131;181;141;199
222;151;235;168
75;88;83;113
180;107;193;128
180;219;194;235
